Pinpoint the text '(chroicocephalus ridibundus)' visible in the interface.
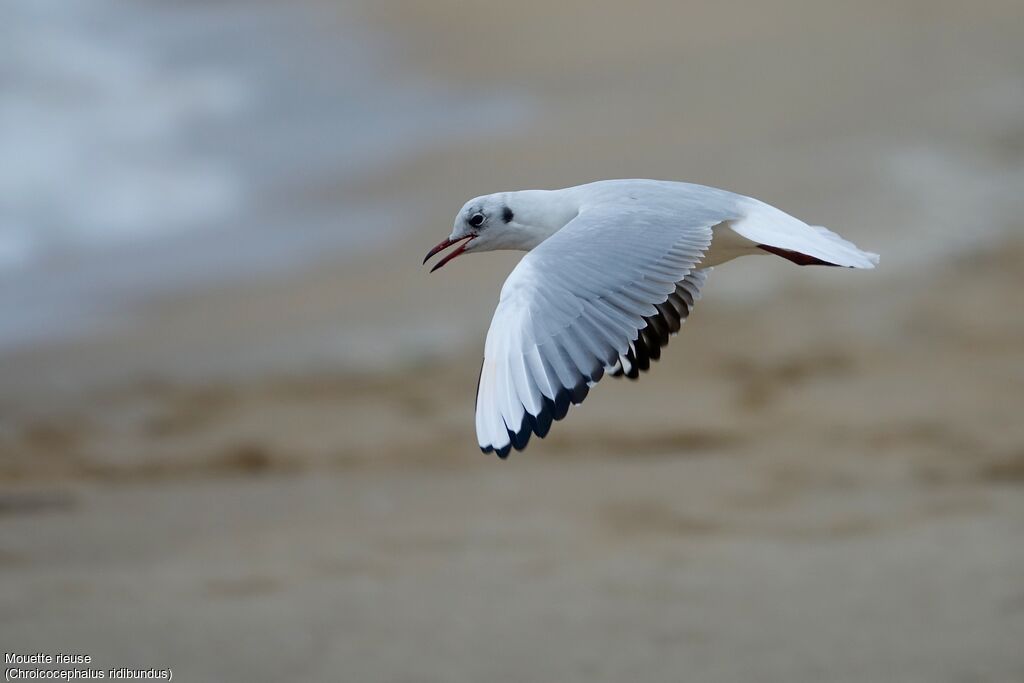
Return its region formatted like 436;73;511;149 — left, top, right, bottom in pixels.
423;179;879;458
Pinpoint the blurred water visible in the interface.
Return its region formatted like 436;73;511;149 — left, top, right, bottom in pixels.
0;0;529;348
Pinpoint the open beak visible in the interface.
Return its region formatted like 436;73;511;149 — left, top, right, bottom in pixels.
423;234;474;272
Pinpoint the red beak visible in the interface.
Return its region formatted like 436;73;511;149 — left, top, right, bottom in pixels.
423;234;474;272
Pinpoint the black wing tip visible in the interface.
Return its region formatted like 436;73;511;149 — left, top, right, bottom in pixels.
481;443;512;459
480;380;596;459
510;421;532;450
532;406;553;438
570;380;590;404
552;391;570;420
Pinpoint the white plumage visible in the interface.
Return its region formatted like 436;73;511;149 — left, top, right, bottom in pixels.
424;179;879;457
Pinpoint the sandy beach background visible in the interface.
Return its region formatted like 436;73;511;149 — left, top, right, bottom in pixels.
2;1;1023;681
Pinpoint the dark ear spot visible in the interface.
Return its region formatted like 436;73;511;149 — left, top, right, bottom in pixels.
502;206;514;223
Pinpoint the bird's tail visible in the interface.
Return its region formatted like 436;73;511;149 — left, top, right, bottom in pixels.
731;199;879;269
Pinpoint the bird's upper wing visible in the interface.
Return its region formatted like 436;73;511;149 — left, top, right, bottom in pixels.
476;201;729;457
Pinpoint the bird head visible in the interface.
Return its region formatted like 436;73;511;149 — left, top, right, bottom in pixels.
423;194;519;272
424;190;579;271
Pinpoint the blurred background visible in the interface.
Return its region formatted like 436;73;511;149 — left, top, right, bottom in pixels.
1;0;1022;681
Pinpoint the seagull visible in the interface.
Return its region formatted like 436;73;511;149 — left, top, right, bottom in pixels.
423;179;878;458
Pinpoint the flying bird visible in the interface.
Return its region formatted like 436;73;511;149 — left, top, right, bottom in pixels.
423;179;878;458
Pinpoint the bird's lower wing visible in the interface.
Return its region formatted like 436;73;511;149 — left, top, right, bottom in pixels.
475;205;720;457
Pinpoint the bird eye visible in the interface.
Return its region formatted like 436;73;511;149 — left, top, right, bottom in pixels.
468;213;485;228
